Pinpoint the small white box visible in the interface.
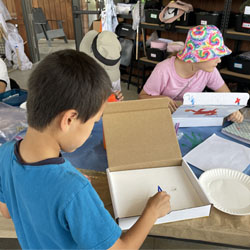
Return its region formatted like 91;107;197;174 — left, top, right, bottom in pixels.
103;98;212;230
106;161;211;230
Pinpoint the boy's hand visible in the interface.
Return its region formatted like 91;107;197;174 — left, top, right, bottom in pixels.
227;110;244;123
114;90;124;101
111;192;171;249
145;192;171;220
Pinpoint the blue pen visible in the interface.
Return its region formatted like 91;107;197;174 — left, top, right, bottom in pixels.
158;185;162;192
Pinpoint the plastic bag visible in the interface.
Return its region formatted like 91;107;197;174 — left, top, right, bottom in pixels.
4;23;32;71
0;102;27;145
146;31;159;47
132;1;145;30
101;0;118;32
6;31;32;70
0;0;11;21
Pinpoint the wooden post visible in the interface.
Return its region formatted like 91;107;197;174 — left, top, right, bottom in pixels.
81;0;89;35
12;0;30;59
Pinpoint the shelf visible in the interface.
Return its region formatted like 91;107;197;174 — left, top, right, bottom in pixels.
224;29;250;42
73;10;101;15
220;68;250;80
140;22;192;33
117;14;132;19
220;68;250;86
139;56;159;66
141;22;165;31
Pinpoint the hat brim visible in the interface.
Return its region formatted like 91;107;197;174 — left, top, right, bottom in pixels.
79;30;121;82
80;30;98;55
177;45;232;63
102;63;120;83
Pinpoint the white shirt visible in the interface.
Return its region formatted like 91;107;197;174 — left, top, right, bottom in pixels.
111;79;121;92
0;58;10;91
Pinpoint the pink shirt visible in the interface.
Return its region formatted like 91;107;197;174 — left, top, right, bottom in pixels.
143;56;225;100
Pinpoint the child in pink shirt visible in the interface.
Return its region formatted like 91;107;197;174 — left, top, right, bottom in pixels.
139;25;243;123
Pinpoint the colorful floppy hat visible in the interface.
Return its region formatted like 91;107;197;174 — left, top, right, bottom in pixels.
177;25;231;63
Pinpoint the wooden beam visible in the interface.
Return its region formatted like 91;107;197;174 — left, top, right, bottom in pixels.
12;0;30;59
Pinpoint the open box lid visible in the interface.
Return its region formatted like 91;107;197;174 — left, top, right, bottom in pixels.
103;98;182;172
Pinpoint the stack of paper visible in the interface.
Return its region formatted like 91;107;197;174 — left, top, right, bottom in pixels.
222;121;250;145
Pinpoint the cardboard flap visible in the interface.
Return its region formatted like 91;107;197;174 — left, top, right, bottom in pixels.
183;92;249;106
103;98;182;172
104;97;170;114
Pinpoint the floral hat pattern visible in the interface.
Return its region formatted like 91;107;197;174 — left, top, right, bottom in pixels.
177;25;231;63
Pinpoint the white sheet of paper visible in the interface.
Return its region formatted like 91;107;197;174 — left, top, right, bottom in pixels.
183;134;250;172
183;92;249;105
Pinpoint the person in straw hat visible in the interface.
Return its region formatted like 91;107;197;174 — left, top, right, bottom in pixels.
80;30;123;101
139;25;243;123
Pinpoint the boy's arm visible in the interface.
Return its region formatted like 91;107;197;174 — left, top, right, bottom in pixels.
109;192;170;250
0;201;11;219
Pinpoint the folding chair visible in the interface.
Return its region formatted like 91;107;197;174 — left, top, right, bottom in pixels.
32;7;68;47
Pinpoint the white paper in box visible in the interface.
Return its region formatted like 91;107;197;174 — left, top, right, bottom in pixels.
172;92;249;127
103;98;211;230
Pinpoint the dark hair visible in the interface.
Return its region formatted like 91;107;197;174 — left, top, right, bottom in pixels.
27;49;112;130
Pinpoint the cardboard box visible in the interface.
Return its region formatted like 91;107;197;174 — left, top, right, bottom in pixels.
103;98;211;230
172;92;249;128
91;19;101;32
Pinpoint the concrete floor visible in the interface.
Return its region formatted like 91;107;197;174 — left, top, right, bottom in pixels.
8;39;139;101
2;39;243;250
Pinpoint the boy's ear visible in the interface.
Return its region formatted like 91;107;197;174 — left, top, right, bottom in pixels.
60;109;78;132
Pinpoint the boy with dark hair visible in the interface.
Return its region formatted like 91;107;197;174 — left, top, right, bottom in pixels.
0;49;170;249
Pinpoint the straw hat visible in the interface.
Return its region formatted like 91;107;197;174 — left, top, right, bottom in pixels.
79;30;121;82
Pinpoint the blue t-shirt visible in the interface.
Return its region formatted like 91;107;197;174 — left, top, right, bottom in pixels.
0;140;121;249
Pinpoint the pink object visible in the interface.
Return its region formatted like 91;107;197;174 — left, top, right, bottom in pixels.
150;40;168;50
143;56;224;100
167;41;185;52
159;0;193;24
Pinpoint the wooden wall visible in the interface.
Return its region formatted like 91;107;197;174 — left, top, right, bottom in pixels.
2;0;16;18
3;0;75;39
32;0;74;39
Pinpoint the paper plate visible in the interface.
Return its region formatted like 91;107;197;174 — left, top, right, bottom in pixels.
199;168;250;215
